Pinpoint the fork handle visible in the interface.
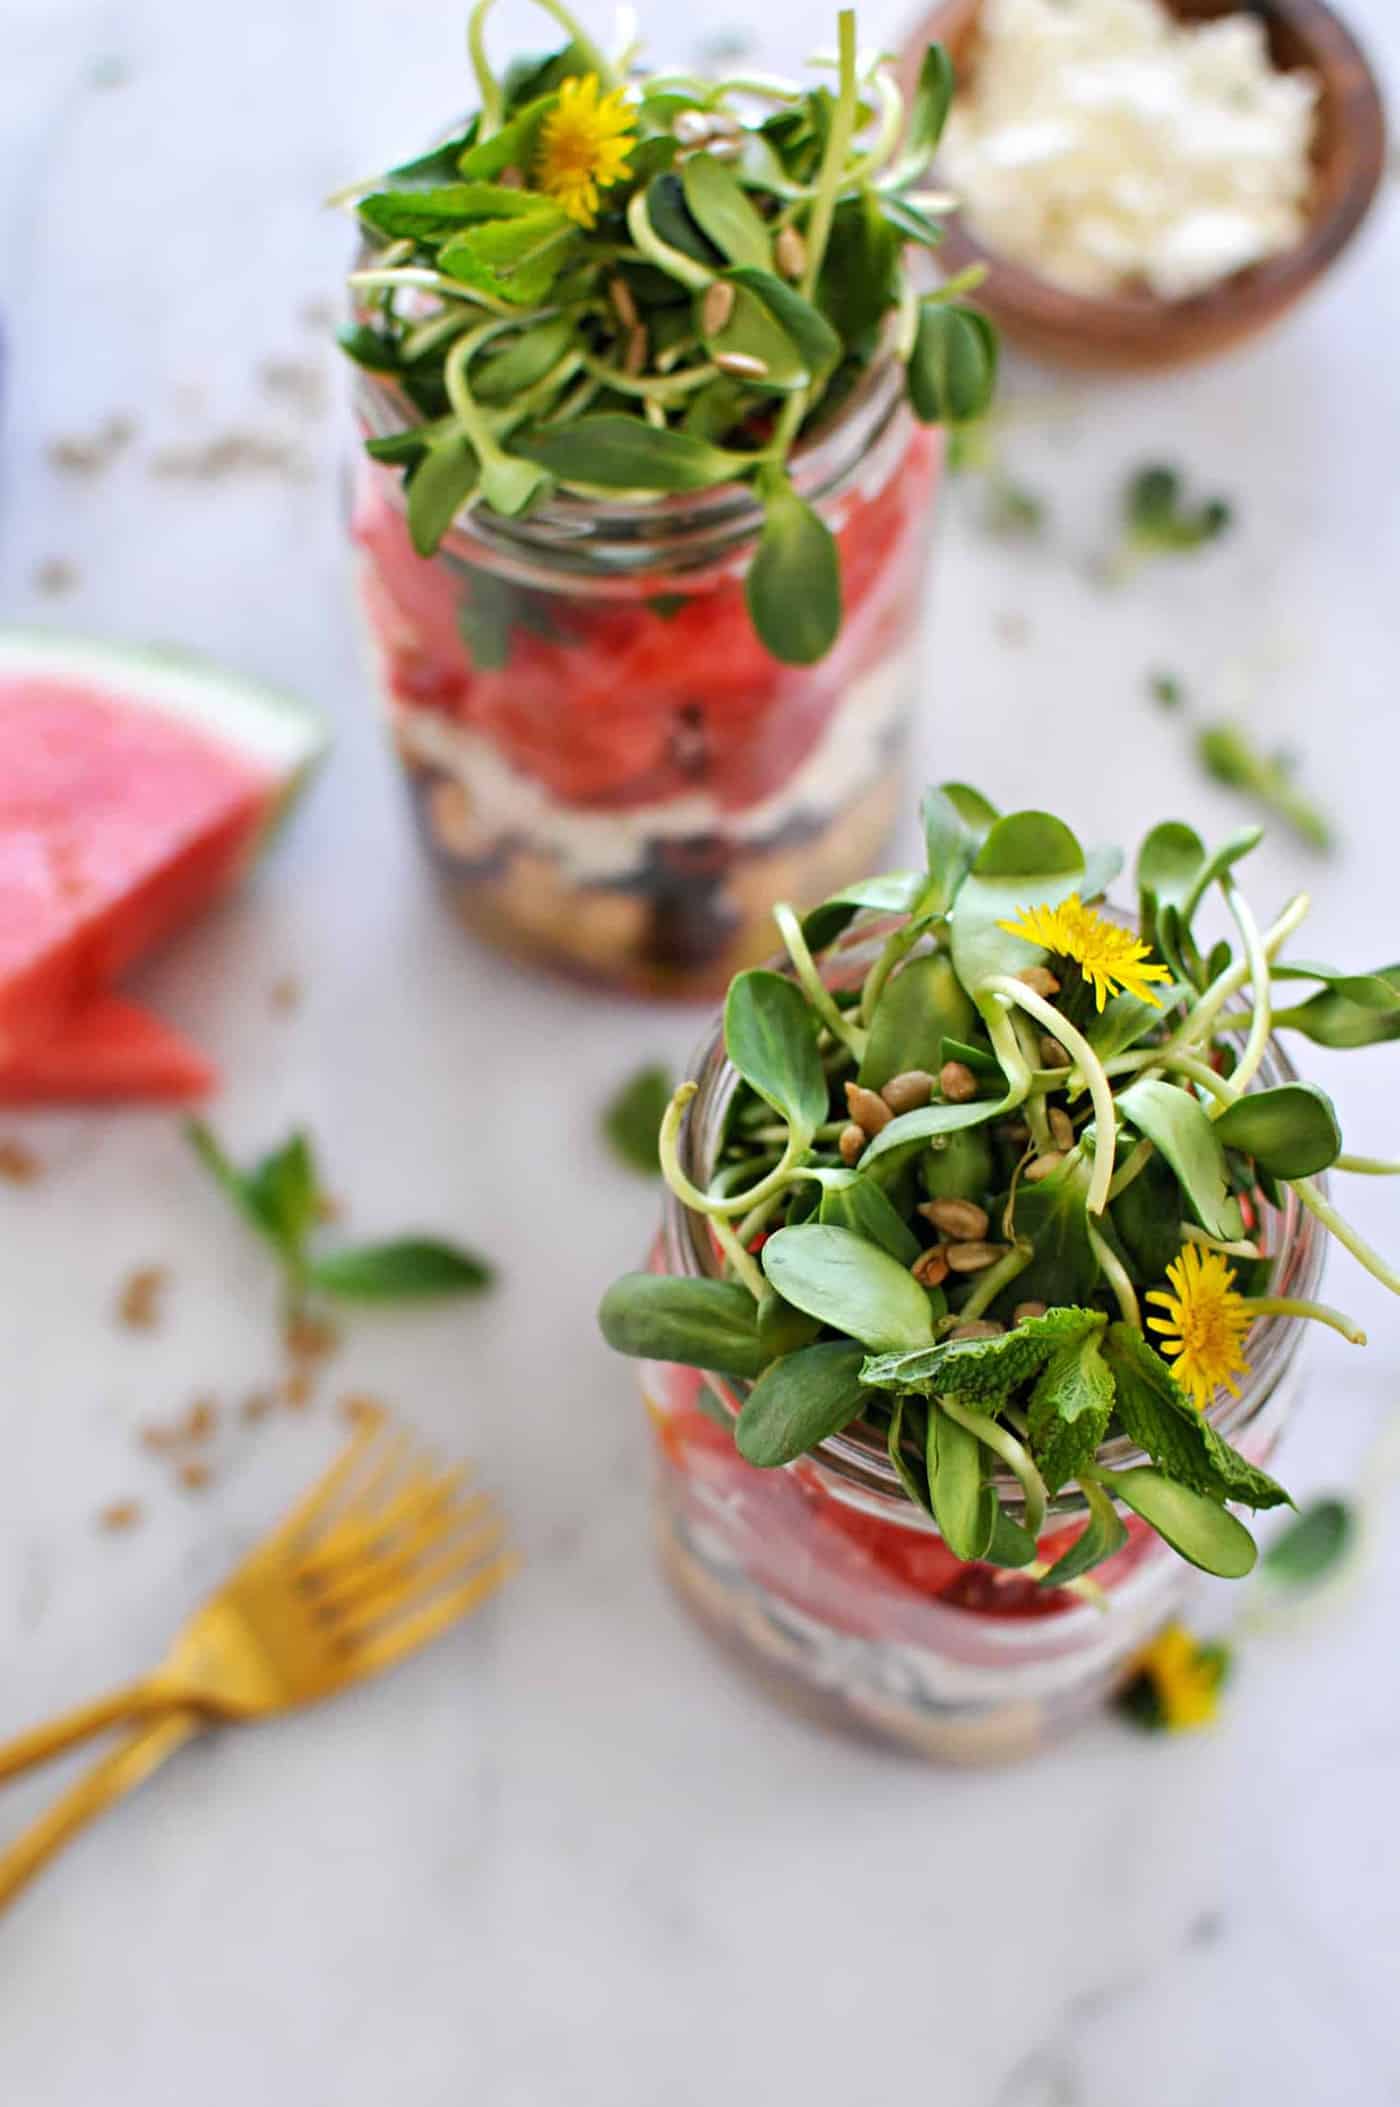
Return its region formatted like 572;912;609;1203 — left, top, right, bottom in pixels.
0;1679;177;1784
0;1708;203;1913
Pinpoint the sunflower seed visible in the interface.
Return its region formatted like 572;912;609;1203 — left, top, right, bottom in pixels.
939;1060;980;1103
881;1069;935;1114
844;1082;892;1136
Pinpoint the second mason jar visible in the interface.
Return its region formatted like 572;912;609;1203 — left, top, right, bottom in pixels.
638;926;1325;1764
353;360;941;997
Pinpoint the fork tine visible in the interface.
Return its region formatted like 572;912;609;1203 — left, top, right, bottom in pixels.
259;1406;392;1556
346;1551;519;1676
306;1493;498;1617
329;1512;510;1635
303;1462;471;1582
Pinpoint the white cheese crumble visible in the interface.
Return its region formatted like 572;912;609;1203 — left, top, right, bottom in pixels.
941;0;1319;300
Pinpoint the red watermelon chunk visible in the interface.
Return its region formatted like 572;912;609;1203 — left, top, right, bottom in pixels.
0;994;215;1105
0;633;325;1062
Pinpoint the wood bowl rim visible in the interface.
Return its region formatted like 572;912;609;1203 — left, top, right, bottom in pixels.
903;0;1390;362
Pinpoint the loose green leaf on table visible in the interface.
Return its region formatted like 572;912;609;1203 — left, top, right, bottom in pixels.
602;1063;674;1174
1260;1496;1357;1590
307;1239;492;1300
1197;723;1334;855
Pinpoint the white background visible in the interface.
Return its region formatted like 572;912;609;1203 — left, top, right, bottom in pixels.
1;1;1398;2101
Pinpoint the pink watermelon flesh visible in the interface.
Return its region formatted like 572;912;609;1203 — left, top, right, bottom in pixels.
0;675;274;1060
0;993;216;1104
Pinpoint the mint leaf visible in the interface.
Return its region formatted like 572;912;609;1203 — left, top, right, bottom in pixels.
307;1238;492;1301
1028;1332;1114;1493
1105;1324;1291;1510
602;1063;673;1175
862;1306;1106;1404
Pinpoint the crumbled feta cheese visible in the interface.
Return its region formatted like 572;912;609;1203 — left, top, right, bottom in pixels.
941;0;1319;299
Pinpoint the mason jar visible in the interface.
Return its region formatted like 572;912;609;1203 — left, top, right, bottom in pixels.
351;360;942;997
640;922;1326;1763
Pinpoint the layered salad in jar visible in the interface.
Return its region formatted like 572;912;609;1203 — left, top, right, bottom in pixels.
337;5;996;993
601;784;1400;1756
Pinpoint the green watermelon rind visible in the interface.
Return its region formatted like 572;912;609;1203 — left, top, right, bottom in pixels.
0;629;329;840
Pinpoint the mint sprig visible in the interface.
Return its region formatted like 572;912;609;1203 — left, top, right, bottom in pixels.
186;1123;493;1310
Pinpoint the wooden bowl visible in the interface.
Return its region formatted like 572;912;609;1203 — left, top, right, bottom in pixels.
900;0;1388;371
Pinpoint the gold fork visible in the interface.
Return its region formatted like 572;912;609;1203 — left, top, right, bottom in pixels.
0;1407;515;1908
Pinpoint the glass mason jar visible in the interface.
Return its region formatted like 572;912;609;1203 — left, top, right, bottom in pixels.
351;359;942;997
640;923;1326;1763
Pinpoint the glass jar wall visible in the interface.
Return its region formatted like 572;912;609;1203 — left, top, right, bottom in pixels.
352;362;941;997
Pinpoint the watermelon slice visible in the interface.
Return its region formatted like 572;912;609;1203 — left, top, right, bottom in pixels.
0;631;325;1060
0;993;215;1104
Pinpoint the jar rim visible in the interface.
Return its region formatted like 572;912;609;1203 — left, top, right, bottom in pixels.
662;912;1329;1527
352;318;911;575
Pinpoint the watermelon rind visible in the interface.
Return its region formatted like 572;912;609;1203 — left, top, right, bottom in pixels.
0;629;329;830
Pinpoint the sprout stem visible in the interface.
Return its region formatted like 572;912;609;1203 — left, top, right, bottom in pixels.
773;902;866;1057
1219;877;1271;1099
958;1240;1033;1322
1291;1179;1400;1298
711;1215;768;1301
1089;1220;1140;1327
659;1083;809;1220
939;1394;1047;1541
1242;1296;1367;1346
984;977;1116;1214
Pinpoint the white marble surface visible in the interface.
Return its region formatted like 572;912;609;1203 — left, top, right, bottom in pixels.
2;2;1399;2100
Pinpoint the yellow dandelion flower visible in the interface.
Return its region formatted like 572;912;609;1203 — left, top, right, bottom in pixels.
1145;1243;1253;1411
535;73;635;228
1129;1622;1226;1732
998;894;1173;1011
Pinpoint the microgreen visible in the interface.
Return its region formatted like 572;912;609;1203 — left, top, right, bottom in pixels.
602;1062;674;1175
1197;723;1334;854
600;783;1400;1591
1106;463;1232;582
186;1122;493;1312
335;2;995;665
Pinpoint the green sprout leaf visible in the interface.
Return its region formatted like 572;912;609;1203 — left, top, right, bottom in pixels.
723;969;828;1138
926;1402;997;1560
1213;1082;1343;1180
1040;1477;1128;1587
406;428;479;556
1270;969;1400;1049
818;1174;922;1265
746;475;842;665
900;41;957;173
680;152;772;268
735;1340;868;1466
725;266;843;380
761;1224;938;1351
602;1063;674;1175
514;415;752;492
1094;1466;1257;1577
949;808;1085;992
800;872;927;953
1197;724;1334;855
597;1274;770;1379
907;302;998;426
1116;1078;1243;1242
307;1239;493;1301
859;954;975;1091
